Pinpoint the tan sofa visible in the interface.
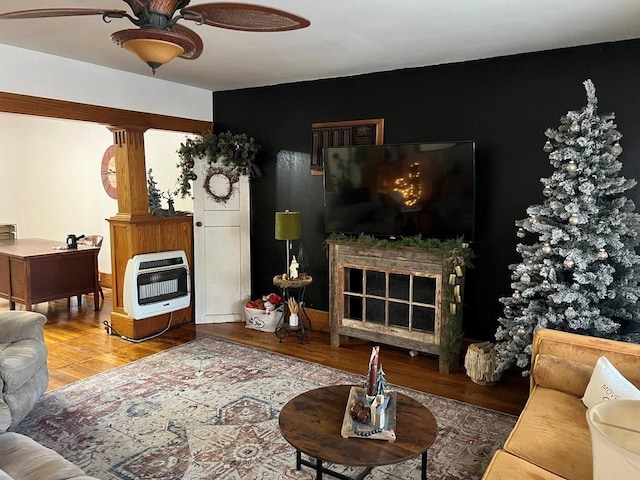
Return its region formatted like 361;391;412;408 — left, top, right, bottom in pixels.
482;327;640;480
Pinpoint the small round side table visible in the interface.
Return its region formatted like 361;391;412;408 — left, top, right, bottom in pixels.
273;274;313;343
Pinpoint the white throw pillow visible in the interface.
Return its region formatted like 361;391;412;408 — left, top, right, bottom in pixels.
581;356;640;408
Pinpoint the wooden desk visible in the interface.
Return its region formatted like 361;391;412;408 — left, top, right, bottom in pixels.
0;238;100;311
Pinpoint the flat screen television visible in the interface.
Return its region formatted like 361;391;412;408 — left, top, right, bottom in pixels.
323;141;476;241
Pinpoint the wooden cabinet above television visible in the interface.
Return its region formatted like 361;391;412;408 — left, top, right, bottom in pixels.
310;118;384;175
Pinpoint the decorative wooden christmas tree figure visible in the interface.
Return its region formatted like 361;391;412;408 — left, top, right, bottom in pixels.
375;366;388;396
495;79;640;375
147;169;162;213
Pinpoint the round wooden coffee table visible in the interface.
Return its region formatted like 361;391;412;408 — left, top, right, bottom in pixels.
279;385;438;479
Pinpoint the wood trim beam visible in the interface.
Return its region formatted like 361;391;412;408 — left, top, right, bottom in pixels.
0;91;211;133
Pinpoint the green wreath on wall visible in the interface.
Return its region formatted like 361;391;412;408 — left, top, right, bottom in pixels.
203;166;240;204
176;130;260;199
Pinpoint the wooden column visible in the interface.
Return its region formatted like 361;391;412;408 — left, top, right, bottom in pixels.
110;126;150;218
107;125;194;339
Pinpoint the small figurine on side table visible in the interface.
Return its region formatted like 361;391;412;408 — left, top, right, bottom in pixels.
289;255;299;279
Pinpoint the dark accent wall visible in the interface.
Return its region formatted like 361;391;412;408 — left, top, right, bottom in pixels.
212;39;640;341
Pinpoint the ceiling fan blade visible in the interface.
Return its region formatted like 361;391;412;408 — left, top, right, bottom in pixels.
181;2;310;32
171;23;203;60
0;8;127;20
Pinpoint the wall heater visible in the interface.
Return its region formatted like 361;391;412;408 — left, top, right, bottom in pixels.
123;250;190;320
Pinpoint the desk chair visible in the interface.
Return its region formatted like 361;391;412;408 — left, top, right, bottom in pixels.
68;235;104;307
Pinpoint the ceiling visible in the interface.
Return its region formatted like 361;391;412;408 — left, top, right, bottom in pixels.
0;0;639;92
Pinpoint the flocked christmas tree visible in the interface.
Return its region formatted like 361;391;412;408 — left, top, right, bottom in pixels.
495;79;640;374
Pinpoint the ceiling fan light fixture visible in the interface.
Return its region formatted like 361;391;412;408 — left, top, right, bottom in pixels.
1;2;309;75
123;38;184;73
111;28;196;74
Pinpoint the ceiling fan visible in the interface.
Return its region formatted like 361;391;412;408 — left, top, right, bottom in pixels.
0;1;310;74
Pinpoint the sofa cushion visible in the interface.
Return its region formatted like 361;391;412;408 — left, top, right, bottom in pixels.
0;339;47;392
481;449;566;480
0;312;46;344
0;469;13;480
0;400;9;432
4;365;49;429
532;354;593;397
582;356;640;408
531;328;640;390
504;385;592;480
0;432;89;480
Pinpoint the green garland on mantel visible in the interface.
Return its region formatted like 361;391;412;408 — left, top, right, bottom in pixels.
326;232;474;371
325;233;474;265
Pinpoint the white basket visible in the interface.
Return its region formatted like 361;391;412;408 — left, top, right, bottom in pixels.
587;399;640;480
244;306;283;332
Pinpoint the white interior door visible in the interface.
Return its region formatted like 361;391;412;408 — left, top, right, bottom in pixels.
193;162;251;324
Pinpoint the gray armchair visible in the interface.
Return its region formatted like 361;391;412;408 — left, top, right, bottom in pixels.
0;311;48;431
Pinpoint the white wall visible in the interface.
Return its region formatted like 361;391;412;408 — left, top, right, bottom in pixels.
0;44;212;120
0;45;210;275
0;114;196;274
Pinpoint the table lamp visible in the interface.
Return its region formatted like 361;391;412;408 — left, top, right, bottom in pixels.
275;210;301;275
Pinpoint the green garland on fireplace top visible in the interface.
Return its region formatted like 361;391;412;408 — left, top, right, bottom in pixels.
176;130;260;198
325;232;474;263
326;233;473;368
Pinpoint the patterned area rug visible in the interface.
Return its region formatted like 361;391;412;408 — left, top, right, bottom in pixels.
15;337;515;479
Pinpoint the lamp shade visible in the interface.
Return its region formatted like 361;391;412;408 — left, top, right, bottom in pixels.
111;28;196;74
275;211;301;240
123;39;184;67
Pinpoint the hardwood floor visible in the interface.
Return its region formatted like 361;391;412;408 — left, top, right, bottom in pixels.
1;290;529;416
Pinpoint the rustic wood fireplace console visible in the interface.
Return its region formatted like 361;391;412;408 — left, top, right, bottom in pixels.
327;239;464;373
